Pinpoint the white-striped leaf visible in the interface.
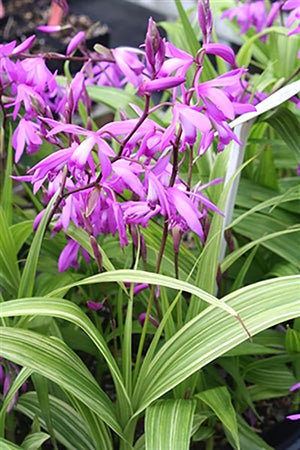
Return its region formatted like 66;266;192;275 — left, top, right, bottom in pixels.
145;399;196;450
132;276;300;414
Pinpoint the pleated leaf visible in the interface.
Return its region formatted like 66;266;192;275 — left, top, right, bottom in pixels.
48;269;240;319
132;276;300;414
196;387;239;449
21;432;50;450
145;399;196;450
17;392;94;450
0;297;131;425
0;327;124;439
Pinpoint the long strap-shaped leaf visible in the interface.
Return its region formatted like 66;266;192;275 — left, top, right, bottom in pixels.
47;270;240;319
132;276;300;414
16;392;95;450
0;297;131;425
145;399;196;450
0;327;124;440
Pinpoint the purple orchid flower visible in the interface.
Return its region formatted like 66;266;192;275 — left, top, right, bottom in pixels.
12;119;43;162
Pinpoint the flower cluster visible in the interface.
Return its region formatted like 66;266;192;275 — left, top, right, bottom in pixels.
2;2;257;272
222;0;300;49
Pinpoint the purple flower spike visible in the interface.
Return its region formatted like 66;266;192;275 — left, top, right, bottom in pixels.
37;25;63;33
139;313;159;328
297;164;300;176
66;31;85;55
87;301;103;311
12;35;36;55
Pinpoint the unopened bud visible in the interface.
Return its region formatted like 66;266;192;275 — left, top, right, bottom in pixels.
172;226;181;255
90;235;103;272
139;312;159;328
94;44;114;61
140;234;147;264
86;186;101;217
87;300;103;311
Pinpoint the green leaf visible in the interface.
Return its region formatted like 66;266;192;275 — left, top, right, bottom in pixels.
266;107;300;161
0;327;124;439
10;221;34;253
145;399;196;450
236;26;287;67
18;192;58;298
221;225;300;272
285;325;300;353
67;394;113;450
132;276;300;416
22;432;50;450
0;297;131;425
0;206;20;295
0;438;22;449
196;387;239;449
235;415;272;450
17;392;94;450
87;86;144;112
20;393;93;450
48;269;240;318
174;0;199;55
32;374;58;450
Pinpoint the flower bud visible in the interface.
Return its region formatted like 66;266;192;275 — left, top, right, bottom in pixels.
87;301;103;311
86;186;101;218
90;235;103;272
66;31;85;56
139;312;159;328
145;17;165;74
12;35;35;55
172;226;181;255
198;0;212;44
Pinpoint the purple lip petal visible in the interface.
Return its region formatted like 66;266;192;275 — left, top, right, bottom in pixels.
37;25;63;33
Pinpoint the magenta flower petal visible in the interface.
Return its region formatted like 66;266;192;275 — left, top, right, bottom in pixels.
203;43;236;66
139;76;186;94
286;414;300;421
12;35;36;55
290;382;300;391
37;25;63;33
168;188;204;240
58;239;80;272
66;31;85;55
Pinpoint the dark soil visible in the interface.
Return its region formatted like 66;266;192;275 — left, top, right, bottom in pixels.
0;0;109;53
